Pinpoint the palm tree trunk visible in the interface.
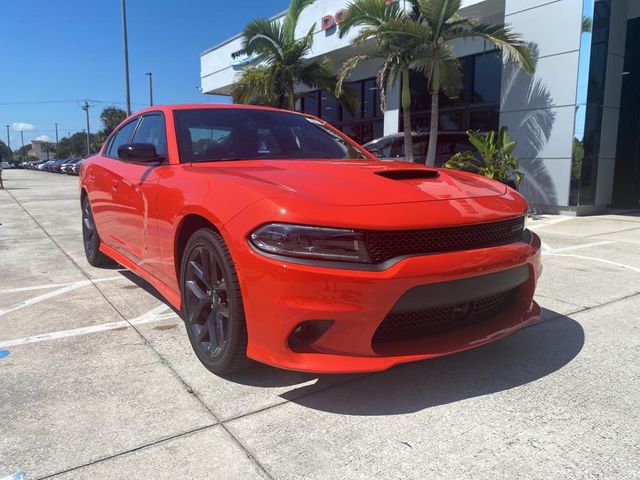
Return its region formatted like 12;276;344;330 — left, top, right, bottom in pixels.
287;81;296;111
401;67;413;163
425;90;439;167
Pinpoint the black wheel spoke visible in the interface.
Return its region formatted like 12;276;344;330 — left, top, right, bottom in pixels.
195;317;211;343
211;312;225;352
189;259;212;291
186;280;211;324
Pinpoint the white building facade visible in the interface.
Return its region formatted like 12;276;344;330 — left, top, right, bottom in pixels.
201;0;640;214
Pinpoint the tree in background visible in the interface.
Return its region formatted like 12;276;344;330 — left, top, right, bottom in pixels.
337;0;430;162
233;0;358;113
409;0;534;166
15;144;34;162
0;140;11;161
52;106;125;159
56;132;99;159
41;142;57;160
100;106;127;136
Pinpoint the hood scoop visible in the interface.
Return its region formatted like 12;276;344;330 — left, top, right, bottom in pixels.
375;169;440;181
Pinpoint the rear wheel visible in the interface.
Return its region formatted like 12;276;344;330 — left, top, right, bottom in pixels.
82;196;115;268
180;228;249;375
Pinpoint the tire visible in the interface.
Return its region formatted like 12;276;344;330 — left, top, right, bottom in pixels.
82;195;116;268
180;228;249;375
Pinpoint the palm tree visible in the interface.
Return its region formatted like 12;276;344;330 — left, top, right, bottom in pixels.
337;0;430;162
232;0;357;113
409;0;535;166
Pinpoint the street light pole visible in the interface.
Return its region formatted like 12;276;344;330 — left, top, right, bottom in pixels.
20;130;25;162
82;101;91;156
146;72;153;106
55;123;59;144
5;125;10;160
121;0;131;115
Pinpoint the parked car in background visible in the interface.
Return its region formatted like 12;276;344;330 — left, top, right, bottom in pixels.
64;159;76;175
364;131;474;167
80;104;540;376
32;160;49;170
51;159;67;173
66;159;83;175
59;159;78;174
38;160;55;171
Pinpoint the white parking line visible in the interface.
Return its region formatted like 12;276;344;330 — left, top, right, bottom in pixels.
0;277;124;317
0;276;123;295
0;304;179;349
528;216;573;230
545;253;640;274
543;240;616;254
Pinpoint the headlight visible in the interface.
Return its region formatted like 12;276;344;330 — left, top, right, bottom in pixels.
249;223;371;263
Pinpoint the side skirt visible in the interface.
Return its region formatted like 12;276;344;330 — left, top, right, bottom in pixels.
99;242;182;311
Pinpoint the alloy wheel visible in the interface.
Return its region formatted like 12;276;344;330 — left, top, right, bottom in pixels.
184;244;230;357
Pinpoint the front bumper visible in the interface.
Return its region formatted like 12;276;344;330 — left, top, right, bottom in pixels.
234;228;542;373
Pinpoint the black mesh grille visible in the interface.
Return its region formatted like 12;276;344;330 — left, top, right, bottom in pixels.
365;216;525;263
372;287;519;344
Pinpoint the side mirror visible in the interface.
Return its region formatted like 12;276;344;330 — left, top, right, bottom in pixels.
117;143;163;164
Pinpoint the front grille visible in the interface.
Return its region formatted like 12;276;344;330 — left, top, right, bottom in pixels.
372;287;519;344
365;216;525;263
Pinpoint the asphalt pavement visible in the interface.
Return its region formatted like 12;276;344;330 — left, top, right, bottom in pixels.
1;169;639;479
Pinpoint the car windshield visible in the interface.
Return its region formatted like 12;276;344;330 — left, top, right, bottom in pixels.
174;108;368;163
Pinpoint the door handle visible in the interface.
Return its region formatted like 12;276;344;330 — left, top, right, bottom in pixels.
112;180;119;190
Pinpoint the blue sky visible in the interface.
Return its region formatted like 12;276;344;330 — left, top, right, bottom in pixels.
0;0;290;147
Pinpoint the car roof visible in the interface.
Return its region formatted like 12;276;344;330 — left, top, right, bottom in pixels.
133;103;301;116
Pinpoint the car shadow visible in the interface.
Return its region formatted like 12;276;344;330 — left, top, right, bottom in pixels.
118;269;181;315
227;309;584;415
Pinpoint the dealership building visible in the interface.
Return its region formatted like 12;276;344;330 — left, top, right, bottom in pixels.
200;0;640;214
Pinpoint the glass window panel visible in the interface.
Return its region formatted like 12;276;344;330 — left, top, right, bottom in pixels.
108;119;138;157
363;79;381;118
341;124;362;144
132;114;167;156
302;92;319;117
359;121;384;145
320;91;339;124
409;70;429;111
469;109;500;132
473;52;501;104
341;82;362;121
439;110;464;131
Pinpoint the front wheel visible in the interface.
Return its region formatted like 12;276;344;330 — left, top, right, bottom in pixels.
180;228;249;375
82;196;115;268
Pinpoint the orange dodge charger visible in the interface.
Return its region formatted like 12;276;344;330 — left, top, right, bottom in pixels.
80;104;542;375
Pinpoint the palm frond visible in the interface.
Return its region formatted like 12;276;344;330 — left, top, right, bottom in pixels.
419;0;462;35
231;65;281;106
376;57;402;111
336;53;375;95
338;0;404;38
243;18;285;59
452;23;536;74
282;0;316;40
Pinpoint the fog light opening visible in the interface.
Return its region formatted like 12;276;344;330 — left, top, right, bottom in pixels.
288;320;335;352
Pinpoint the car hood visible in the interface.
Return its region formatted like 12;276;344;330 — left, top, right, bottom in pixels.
189;159;507;206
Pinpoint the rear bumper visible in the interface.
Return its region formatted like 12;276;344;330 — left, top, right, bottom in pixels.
236;229;542;373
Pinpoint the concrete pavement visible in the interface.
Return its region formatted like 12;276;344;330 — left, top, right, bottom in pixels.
1;169;639;479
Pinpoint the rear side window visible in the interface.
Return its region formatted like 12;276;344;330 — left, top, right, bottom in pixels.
108;119;139;158
132;114;167;156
